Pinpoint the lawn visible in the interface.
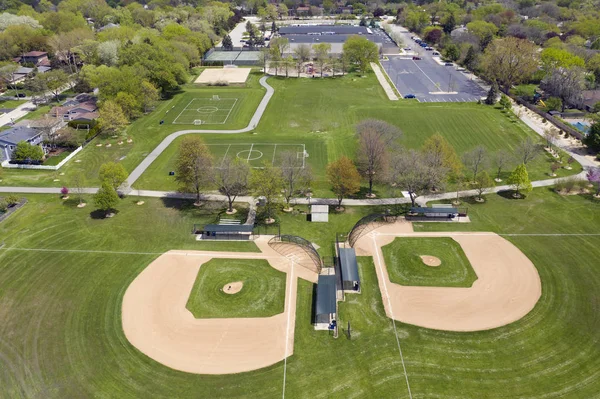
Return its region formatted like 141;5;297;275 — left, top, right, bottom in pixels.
0;99;27;108
0;188;599;397
186;258;286;318
381;237;478;287
133;72;581;196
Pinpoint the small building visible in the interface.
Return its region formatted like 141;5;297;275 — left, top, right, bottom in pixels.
338;247;360;292
315;275;337;330
14;51;51;67
0;126;44;162
310;204;329;222
194;224;254;240
50;99;98;121
407;206;467;221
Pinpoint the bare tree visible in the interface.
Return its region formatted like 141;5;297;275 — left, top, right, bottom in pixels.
544;128;560;150
493;149;512;181
293;44;311;77
213;157;250;213
462;145;488;181
389;150;436;207
355;119;402;197
279;151;312;210
516;137;540;165
540;66;586;112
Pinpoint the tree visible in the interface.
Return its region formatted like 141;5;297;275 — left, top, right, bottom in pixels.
213;157;250;213
424;28;443;45
250;163;283;222
222;34;233;50
583;122;600;151
544;128;560;149
507;163;532;197
389;150;432;207
485;81;499;105
293;44;311;77
99;162;128;190
481;37;539;91
499;94;512;110
463;45;478;71
355;119;402;197
540;66;586;112
586;167;600;196
550;162;560;176
175;136;213;205
493;149;512;181
140;80;160;113
443;44;461;62
280;151;312;210
0;62;22;96
326;157;361;209
466;21;498;49
61;186;69;198
312;43;331;77
269;37;289;58
12;141;44;162
72;171;85;205
39;69;69;103
98;101;128;137
462;145;488;181
474;171;494;201
516;137;540;165
94;181;119;216
422;134;462;179
282;55;294;78
343;35;379;74
258;47;270;74
97;40;119;66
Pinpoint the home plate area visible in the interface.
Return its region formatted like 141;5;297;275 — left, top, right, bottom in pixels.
173;97;238;125
211;144;307;168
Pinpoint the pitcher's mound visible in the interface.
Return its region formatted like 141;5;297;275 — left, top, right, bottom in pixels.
223;281;243;294
420;255;441;267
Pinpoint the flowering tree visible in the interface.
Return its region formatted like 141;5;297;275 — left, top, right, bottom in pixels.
61;186;69;198
586;168;600;196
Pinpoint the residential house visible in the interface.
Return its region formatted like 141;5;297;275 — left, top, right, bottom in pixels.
50;95;99;122
0;126;44;162
580;90;600;112
14;117;66;138
13;51;51;67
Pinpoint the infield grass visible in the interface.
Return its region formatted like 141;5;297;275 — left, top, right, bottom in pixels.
186;258;286;318
0;188;599;397
382;237;478;287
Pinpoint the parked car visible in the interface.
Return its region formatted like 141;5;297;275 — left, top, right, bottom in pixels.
444;62;454;66
420;43;427;48
404;47;412;51
412;56;422;60
425;47;433;51
432;51;440;55
15;93;26;98
404;94;416;99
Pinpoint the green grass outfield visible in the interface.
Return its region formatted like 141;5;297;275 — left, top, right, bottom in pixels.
185;258;286;318
381;237;478;287
132;73;581;196
0;188;599;397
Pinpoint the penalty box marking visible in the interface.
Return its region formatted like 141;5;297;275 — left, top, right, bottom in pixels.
173;98;239;125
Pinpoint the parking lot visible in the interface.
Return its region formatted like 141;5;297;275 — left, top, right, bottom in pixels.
380;27;487;102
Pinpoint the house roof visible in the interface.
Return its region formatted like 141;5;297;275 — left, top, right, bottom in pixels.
339;247;359;282
23;51;47;57
70;111;99;121
37;66;52;73
15;118;62;129
0;126;41;146
16;67;34;74
582;90;600;107
316;275;337;315
410;207;459;214
201;224;254;233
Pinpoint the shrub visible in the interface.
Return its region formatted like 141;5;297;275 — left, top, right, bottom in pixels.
5;195;19;206
0;199;7;212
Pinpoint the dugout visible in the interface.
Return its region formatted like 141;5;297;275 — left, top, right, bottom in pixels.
407;207;467;221
338;247;360;292
194;224;254;240
314;275;337;330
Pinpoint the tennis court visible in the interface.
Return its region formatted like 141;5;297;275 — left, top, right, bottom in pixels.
173;97;238;125
209;143;307;168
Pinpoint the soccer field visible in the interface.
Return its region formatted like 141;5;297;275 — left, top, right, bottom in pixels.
210;143;307;168
173;97;238;125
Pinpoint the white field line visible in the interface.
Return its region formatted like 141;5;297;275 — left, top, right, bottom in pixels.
282;257;295;399
246;143;254;162
371;233;413;399
172;99;196;124
376;233;600;237
220;144;232;167
272;144;278;165
221;98;238;125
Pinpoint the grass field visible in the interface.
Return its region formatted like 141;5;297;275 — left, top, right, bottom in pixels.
381;237;478;287
185;258;286;318
0;188;599;397
133;73;581;195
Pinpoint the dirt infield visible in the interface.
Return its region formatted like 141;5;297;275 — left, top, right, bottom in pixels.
354;220;542;331
195;68;251;84
420;255;441;267
122;238;317;374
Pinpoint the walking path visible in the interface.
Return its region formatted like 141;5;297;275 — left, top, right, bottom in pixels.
124;76;274;187
370;62;399;100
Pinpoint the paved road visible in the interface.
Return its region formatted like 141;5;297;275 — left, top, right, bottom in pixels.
124;76;274;187
0;83;73;127
381;25;486;102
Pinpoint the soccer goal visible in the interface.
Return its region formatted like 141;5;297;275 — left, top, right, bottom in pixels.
211;95;220;101
194;119;203;125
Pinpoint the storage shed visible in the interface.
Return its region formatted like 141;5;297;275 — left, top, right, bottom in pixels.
310;205;329;222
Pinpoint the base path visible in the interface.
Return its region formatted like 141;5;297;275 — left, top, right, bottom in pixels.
354;221;542;332
371;62;399;100
121;237;317;375
124;76;274;188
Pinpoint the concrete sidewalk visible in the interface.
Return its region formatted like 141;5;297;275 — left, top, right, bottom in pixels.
371;62;399;100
